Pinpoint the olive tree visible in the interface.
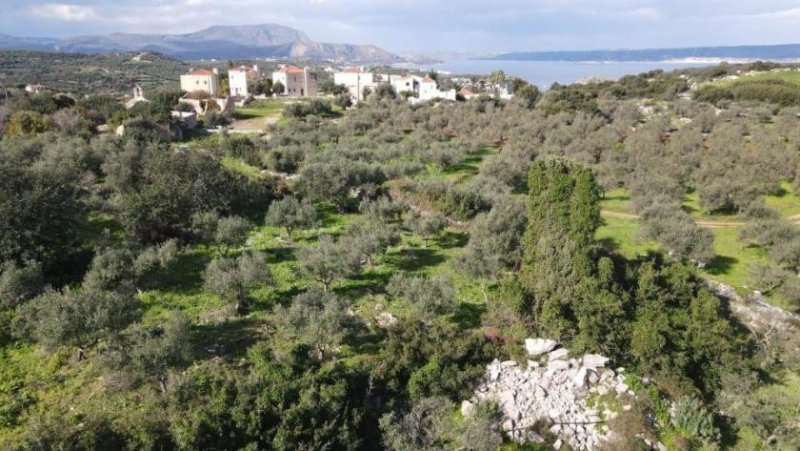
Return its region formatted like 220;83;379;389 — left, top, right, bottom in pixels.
272;289;359;359
297;235;362;291
203;252;272;315
265;196;318;241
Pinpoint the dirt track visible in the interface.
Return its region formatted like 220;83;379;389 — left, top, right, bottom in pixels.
599;210;798;229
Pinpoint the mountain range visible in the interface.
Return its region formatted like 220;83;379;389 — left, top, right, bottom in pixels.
0;24;402;63
489;43;800;62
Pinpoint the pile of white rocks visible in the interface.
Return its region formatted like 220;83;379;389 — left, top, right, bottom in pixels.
461;338;634;450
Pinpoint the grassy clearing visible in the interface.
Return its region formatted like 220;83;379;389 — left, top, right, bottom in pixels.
596;210;770;293
703;227;770;290
221;155;263;179
600;187;633;214
234;99;286;120
717;69;800;87
681;191;742;223
765;182;800;218
423;147;498;182
596;214;659;258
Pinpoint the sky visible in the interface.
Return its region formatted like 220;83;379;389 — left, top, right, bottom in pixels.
2;0;800;54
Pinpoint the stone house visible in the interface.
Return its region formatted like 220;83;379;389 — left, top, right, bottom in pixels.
229;65;259;98
180;68;220;96
272;66;318;97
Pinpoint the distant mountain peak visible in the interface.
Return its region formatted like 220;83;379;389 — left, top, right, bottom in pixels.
0;24;400;63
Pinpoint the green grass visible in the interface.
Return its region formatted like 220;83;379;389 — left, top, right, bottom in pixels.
596;214;659;258
682;191;743;223
596;212;771;293
234;99;285;120
732;370;800;451
702;227;770;289
221;155;263;179
765;182;800;218
424;147;498;182
718;69;800;87
600;187;633;214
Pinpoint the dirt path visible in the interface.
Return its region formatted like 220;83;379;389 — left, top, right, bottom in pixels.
229;114;280;134
601;210;747;228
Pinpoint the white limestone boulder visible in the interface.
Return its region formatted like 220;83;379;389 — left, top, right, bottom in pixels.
548;348;569;361
525;338;558;356
582;354;609;370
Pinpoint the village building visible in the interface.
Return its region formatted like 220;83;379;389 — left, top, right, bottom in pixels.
180;68;220;97
272;66;318;97
229;65;259;98
24;84;45;94
334;67;376;102
170;111;198;129
179;95;235;116
458;87;477;100
418;76;457;102
125;84;149;109
392;75;421;97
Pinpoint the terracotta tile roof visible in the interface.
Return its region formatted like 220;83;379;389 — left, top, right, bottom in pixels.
459;88;475;96
277;65;305;74
343;67;361;73
189;68;216;76
422;76;437;83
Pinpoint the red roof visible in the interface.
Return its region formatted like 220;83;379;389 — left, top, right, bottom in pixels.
277;65;305;74
421;76;437;83
189;68;216;76
343;67;361;73
459;88;475;96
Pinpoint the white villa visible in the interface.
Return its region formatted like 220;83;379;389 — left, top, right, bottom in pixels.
392;75;421;97
180;68;220;97
272;66;318;97
334;67;377;102
391;75;456;102
229;65;259;98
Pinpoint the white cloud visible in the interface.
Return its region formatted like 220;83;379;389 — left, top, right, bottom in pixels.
8;0;800;52
31;3;99;21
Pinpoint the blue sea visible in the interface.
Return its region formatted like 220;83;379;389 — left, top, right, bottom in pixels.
412;59;717;89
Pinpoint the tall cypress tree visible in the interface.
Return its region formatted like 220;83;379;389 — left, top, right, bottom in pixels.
521;159;601;339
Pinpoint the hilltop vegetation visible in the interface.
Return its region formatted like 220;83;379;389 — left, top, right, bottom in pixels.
0;50;189;96
0;61;799;450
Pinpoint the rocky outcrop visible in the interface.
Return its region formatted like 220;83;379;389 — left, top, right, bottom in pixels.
707;280;800;333
463;340;634;450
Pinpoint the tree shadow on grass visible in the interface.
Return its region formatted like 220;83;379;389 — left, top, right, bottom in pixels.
334;271;393;299
348;328;386;356
147;250;212;291
266;246;298;264
443;148;495;176
269;285;308;309
389;247;446;272
192;316;264;361
452;302;486;329
596;237;620;253
704;255;738;276
438;231;469;250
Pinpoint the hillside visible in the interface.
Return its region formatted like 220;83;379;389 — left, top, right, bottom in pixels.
0;24;402;63
0;62;799;449
0;50;188;95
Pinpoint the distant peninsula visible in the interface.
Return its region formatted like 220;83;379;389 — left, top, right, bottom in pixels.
488;43;800;62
